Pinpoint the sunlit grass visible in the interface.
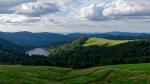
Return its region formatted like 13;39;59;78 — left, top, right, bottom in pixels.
84;38;129;47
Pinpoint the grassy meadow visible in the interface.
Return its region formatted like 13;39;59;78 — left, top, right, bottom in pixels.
83;38;129;46
0;64;150;84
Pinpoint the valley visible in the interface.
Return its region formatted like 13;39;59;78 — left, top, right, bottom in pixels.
0;32;149;84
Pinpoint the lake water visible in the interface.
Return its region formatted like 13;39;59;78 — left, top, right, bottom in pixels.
26;48;49;56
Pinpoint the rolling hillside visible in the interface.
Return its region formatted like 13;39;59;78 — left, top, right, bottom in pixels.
0;64;150;84
0;37;50;66
0;37;29;64
0;32;72;48
0;37;26;53
83;38;129;46
49;37;150;68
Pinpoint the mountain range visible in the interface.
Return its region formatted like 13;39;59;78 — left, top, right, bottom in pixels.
0;31;72;48
0;31;149;48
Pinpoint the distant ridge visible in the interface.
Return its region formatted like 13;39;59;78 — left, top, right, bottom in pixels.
0;31;72;48
68;31;150;40
105;31;149;36
0;31;149;48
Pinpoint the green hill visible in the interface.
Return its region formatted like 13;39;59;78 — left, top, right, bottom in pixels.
0;32;72;48
83;38;129;46
49;37;150;68
0;64;150;84
0;37;29;64
0;37;25;53
0;37;51;66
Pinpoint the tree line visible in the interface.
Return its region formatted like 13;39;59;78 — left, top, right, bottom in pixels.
0;37;150;69
49;37;150;69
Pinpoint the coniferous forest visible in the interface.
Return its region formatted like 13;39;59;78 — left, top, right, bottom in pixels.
49;37;150;68
0;35;150;69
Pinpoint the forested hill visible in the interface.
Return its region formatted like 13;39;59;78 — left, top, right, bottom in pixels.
0;32;72;48
68;32;150;40
0;37;25;54
49;37;150;69
0;37;29;64
0;37;51;65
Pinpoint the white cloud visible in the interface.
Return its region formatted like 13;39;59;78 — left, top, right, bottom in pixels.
0;0;36;13
103;0;150;17
0;0;149;33
78;0;150;21
14;1;60;16
78;3;108;21
54;0;77;5
0;0;61;23
0;14;40;23
0;0;36;6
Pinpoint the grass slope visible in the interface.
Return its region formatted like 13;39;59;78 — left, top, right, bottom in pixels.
84;38;129;46
0;64;150;84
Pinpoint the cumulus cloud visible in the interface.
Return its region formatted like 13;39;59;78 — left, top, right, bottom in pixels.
78;0;150;21
0;14;40;23
0;0;149;32
103;0;150;17
0;0;150;24
0;0;36;13
0;0;61;17
14;1;60;16
0;0;61;23
0;0;36;6
54;0;77;5
78;3;108;21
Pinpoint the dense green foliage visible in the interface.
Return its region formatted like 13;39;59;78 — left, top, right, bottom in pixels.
0;37;27;64
0;32;150;83
0;50;50;66
0;37;51;66
0;33;150;69
49;37;150;68
0;37;26;53
0;64;150;84
49;37;88;68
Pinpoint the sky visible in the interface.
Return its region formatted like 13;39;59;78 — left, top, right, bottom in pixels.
0;0;150;33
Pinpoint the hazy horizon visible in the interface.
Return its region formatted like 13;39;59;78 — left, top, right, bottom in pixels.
0;31;150;34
